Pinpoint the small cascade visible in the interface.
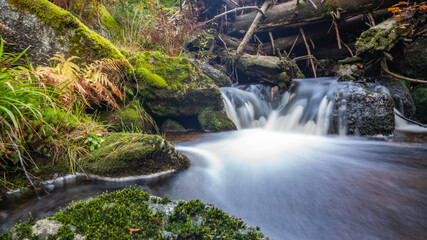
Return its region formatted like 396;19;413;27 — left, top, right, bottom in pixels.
221;78;342;134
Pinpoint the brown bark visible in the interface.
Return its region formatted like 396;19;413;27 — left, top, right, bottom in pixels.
227;0;399;35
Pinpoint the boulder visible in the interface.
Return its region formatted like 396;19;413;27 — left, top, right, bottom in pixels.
356;19;399;55
81;133;190;178
198;108;237;132
0;0;126;65
376;77;416;118
129;51;224;118
329;82;395;136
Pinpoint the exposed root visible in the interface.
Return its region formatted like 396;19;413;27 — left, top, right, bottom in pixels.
381;57;427;84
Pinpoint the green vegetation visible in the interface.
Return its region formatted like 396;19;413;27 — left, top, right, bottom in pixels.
7;188;266;239
198;108;237;132
412;86;427;123
162;119;186;132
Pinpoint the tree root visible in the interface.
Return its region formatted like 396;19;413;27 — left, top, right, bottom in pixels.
381;57;427;84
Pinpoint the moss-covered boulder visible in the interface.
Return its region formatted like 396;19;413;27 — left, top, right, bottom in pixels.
198;61;233;87
198;108;237;132
101;107;158;133
0;0;126;65
411;86;427;124
161;119;186;132
81;133;190;177
356;19;399;55
129;51;225;118
8;188;267;239
67;0;123;43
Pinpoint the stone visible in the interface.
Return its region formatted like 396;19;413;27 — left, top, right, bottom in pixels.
198;108;237;132
81;133;190;178
161;119;186;132
411;86;427;124
375;77;416;118
198;61;232;87
31;219;63;239
0;0;126;66
329;82;395;136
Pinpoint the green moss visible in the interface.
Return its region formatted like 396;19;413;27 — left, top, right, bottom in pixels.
162;119;186;132
412;87;427;123
10;0;126;63
356;19;399;55
129;51;213;91
198;108;236;132
81;132;190;177
9;188;266;239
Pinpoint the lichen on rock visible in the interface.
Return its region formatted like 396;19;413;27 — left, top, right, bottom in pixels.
81;133;190;178
356;19;399;55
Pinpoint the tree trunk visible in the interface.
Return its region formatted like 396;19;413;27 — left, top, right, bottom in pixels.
227;0;399;35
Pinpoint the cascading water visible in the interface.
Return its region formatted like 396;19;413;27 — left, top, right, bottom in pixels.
221;78;342;134
2;79;426;240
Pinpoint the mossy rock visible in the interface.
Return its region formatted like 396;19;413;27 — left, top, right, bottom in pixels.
411;86;427;123
8;188;267;239
356;19;399;55
129;51;224;117
101;108;157;133
81;133;190;177
198;108;237;132
67;0;123;43
1;0;126;65
162;119;186;132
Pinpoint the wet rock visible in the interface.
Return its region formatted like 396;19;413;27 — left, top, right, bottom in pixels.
330;82;395;136
81;133;190;178
198;61;232;87
0;0;125;65
376;77;416;118
31;219;62;239
198;108;237;132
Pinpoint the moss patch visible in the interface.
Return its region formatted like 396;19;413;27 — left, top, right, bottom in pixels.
198;108;237;132
162;119;186;132
8;188;267;239
102;107;158;133
356;19;399;55
81;133;190;177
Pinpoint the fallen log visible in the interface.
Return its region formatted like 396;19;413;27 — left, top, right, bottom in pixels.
227;0;399;35
222;52;304;86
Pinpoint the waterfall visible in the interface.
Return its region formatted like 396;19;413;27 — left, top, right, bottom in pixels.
221;78;342;135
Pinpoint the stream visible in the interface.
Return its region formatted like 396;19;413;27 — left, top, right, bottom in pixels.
1;79;427;239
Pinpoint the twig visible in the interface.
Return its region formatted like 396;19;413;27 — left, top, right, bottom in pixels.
309;38;315;50
340;39;354;57
307;0;318;9
235;0;271;59
205;6;266;24
300;28;317;78
287;33;300;58
394;109;427;128
381;57;427;84
218;35;230;54
9;135;39;198
268;32;276;55
367;13;376;26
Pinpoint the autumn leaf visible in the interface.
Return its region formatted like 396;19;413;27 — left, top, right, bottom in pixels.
126;227;140;233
